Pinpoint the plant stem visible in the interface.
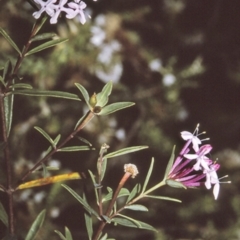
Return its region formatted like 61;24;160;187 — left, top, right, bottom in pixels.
19;110;95;183
0;91;15;235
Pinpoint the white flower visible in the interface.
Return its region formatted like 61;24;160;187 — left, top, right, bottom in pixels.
181;130;202;152
204;164;220;200
32;0;56;19
50;0;75;24
67;1;87;24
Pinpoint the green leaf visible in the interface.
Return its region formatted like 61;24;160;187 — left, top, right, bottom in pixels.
84;212;93;240
30;33;57;42
141;158;154;194
25;38;68;56
76;136;92;146
145;195;181;203
34;126;55;146
53;134;61;146
124;204;148;212
0;28;21;55
163;146;176;180
58;146;94;152
65;226;73;240
62;184;100;219
74;111;89;130
54;230;67;240
100;157;107;181
88;170;99;204
4;93;14;137
75;83;90;107
0;200;8;226
33;16;48;35
96;82;112;107
11;89;81;101
166;179;186;189
100;233;108;240
102;188;130;202
126;183;141;203
25;209;46;240
41;163;48;178
3;60;13;82
104;146;148;159
112;215;157;232
99;102;135;115
10;83;33;89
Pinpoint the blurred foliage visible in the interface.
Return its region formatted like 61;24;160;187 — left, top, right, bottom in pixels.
1;0;240;239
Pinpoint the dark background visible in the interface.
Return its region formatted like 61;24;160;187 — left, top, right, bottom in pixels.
1;0;240;239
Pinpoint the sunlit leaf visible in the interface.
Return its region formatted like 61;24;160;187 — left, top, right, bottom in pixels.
99;102;135;115
11;89;81;101
163;146;176;180
17;173;82;189
58;146;94;152
25;38;68;56
55;230;67;240
100;233;108;240
25;209;46;240
126;183;141;203
112;215;157;232
96;81;112;107
124;204;148;212
84;212;93;240
62;184;100;219
0;28;21;55
104;146;148;159
65;226;73;240
34;126;54;146
141;158;154;194
0;200;8;227
75;83;90;107
30;33;57;42
53;134;61;146
145;195;181;203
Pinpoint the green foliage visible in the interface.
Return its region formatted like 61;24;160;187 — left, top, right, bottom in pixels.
0;200;8;227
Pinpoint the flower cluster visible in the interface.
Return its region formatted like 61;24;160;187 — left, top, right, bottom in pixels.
32;0;91;24
167;125;230;200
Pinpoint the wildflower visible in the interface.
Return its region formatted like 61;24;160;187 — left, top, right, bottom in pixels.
181;124;208;152
32;0;56;19
184;144;212;171
204;163;220;200
50;0;75;24
124;164;139;178
67;0;87;24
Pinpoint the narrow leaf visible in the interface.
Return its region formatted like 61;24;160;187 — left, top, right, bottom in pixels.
25;38;68;56
34;126;54;146
11;89;81;101
99;102;135;115
96;82;112;107
141;158;154;194
0;200;8;227
4;94;14;137
75;83;90;107
62;184;99;219
100;233;108;240
163;146;176;180
54;230;67;240
10;83;33;89
104;146;148;159
166;179;186;189
76;136;92;146
0;28;21;55
33;16;48;35
102;188;130;202
25;209;46;240
112;215;157;232
145;195;181;203
88;170;99;204
17;173;82;189
65;226;73;240
58;146;94;152
126;183;141;203
30;33;57;42
53;134;61;146
124;204;148;212
84;212;93;240
3;60;13;82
